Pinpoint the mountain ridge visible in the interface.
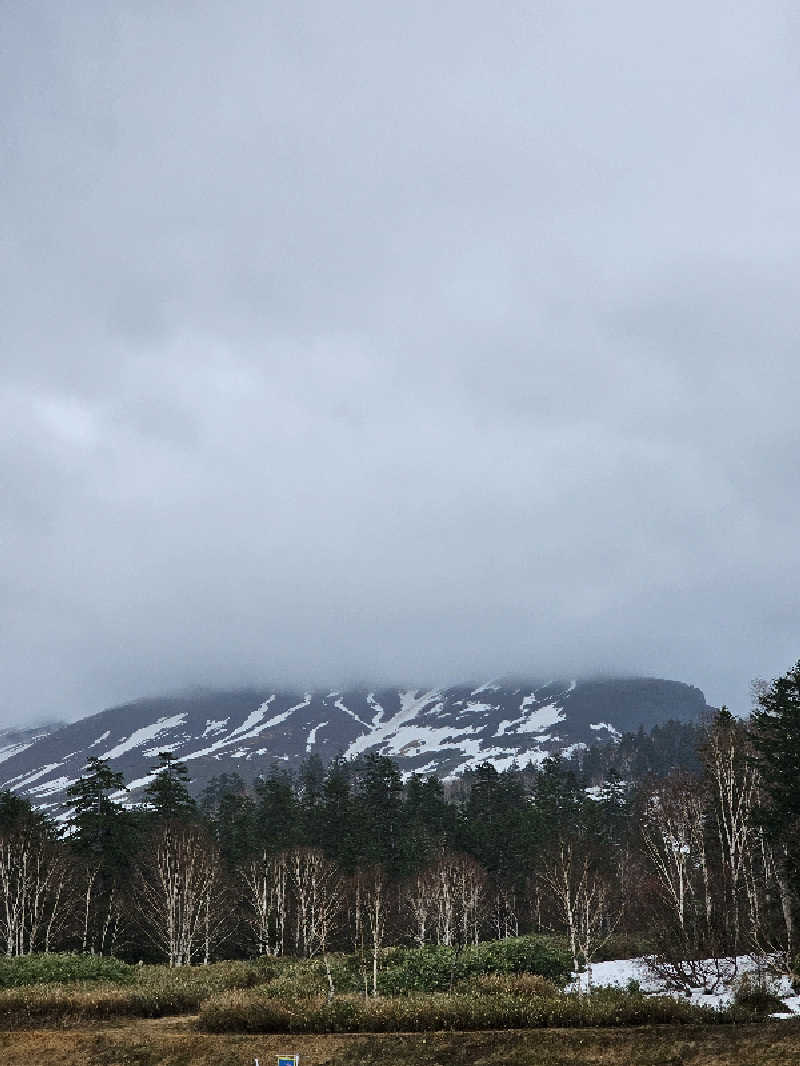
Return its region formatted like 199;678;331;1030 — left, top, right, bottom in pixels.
0;677;714;810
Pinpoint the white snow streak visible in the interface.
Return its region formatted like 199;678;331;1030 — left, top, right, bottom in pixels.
334;698;371;729
101;715;188;761
590;721;622;739
344;689;441;759
0;741;35;764
366;693;384;727
306;721;328;752
516;700;565;734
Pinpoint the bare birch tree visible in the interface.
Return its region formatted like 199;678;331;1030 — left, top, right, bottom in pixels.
242;849;289;956
702;709;758;955
0;824;73;955
538;836;626;989
135;823;225;966
288;847;342;998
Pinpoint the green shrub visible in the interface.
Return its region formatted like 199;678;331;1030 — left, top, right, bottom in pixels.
368;937;571;996
0;953;134;988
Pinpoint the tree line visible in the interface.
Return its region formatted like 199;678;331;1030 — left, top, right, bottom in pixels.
1;661;800;985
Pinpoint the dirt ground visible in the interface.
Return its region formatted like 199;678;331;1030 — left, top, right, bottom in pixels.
3;1017;800;1066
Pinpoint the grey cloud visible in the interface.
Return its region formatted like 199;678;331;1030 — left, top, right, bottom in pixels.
1;1;799;724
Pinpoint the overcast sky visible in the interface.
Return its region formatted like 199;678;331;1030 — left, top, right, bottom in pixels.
2;2;799;725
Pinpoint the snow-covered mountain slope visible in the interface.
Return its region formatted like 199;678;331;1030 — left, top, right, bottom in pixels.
0;678;713;808
0;723;60;768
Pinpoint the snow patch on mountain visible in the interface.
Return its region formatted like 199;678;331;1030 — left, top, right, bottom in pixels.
101;715;188;761
517;700;565;733
344;689;441;760
306;721;327;752
590;721;622;739
0;678;714;807
5;762;63;789
335;697;370;729
201;719;229;738
0;741;37;765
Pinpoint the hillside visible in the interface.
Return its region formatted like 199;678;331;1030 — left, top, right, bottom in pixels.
0;677;713;809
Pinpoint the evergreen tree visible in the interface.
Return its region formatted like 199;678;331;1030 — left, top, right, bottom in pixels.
254;766;300;853
352;754;406;875
66;757;135;954
67;756;129;862
751;659;800;957
0;788;43;836
752;660;800;839
143;751;196;821
202;773;255;872
404;773;454;867
457;762;528;881
320;756;357;871
297;755;325;847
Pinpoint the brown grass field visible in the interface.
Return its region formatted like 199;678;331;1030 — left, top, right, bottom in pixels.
3;1017;800;1066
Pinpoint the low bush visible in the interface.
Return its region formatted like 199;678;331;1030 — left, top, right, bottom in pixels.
0;957;276;1028
0;982;201;1027
0;953;134;988
732;974;788;1016
265;958;330;1000
197;985;724;1034
351;936;571;996
135;958;273;998
466;973;560;997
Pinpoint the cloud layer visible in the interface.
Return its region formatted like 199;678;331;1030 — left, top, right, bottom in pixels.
2;2;799;723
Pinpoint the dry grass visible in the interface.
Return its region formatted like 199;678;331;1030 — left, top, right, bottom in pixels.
2;1018;800;1066
0;959;273;1028
197;985;727;1034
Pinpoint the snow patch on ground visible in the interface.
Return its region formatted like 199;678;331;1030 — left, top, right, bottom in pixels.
88;730;111;749
570;955;800;1016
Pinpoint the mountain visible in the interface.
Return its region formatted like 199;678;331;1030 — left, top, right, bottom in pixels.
0;722;62;768
0;678;713;810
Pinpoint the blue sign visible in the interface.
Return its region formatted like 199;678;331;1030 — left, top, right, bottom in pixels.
278;1058;298;1066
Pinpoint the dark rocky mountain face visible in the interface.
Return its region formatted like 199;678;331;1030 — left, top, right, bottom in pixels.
0;678;713;810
